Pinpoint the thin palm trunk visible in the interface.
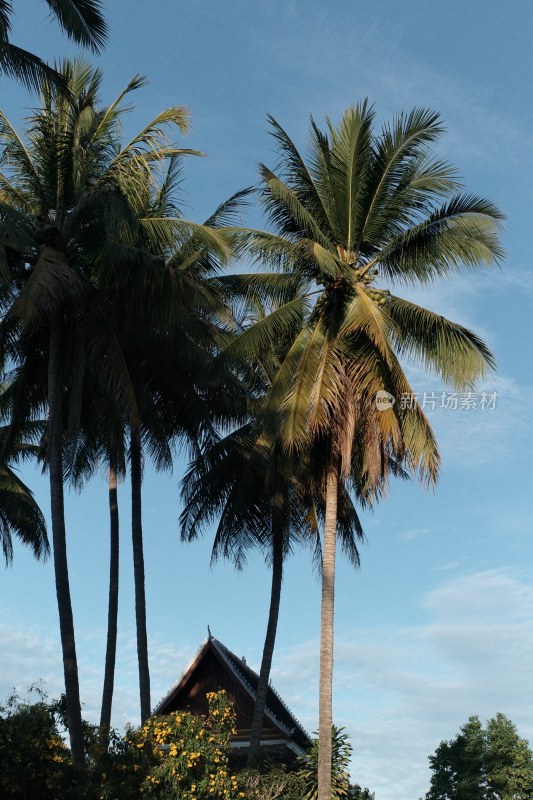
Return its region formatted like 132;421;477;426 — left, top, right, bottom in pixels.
318;467;338;800
48;313;85;768
130;427;151;722
248;515;284;765
99;447;119;741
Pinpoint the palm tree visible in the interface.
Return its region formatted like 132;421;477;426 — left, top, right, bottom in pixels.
235;104;503;799
0;60;202;763
120;185;250;723
181;422;367;766
0;1;106;91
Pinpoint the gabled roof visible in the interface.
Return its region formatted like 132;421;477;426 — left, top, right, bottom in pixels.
153;635;311;754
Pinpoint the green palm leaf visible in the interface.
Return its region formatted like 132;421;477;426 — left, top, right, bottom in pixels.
387;295;495;387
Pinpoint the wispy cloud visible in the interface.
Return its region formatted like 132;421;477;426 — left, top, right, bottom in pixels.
399;527;431;541
0;625;195;730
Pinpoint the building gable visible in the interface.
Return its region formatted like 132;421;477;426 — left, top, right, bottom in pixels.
153;636;311;757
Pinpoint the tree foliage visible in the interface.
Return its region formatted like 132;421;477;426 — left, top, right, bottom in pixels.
0;689;245;800
0;1;107;92
0;686;85;800
0;421;48;564
424;714;533;800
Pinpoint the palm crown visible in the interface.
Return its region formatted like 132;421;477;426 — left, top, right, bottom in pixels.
240;103;503;483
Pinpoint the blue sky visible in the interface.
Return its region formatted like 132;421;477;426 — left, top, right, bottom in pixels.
1;2;533;798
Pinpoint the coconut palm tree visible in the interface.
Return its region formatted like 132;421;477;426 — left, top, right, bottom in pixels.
234;103;503;799
0;60;203;763
181;420;368;766
114;173;250;723
0;0;106;91
63;147;250;729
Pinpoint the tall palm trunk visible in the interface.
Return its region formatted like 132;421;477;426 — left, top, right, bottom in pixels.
130;427;151;722
48;313;85;768
99;447;119;741
318;467;338;800
248;515;284;765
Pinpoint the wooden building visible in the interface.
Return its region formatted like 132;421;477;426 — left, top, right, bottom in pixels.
153;634;311;765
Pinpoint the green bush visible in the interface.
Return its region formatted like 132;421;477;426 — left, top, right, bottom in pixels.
0;686;84;800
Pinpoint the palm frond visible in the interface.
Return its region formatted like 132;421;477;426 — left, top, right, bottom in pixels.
387;296;495;388
376;194;504;284
0;42;67;93
223;295;308;364
327;101;374;252
0;462;49;564
45;0;107;52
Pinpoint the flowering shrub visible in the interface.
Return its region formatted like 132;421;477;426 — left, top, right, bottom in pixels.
135;690;243;800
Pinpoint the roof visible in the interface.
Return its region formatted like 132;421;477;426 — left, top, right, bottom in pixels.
153;635;312;754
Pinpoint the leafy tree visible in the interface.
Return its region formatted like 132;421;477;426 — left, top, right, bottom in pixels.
0;1;106;92
424;714;533;800
0;688;242;800
0;686;84;800
485;714;533;800
236;104;503;800
426;716;485;800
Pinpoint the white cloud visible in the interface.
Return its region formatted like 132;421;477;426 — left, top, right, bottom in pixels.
0;624;194;731
399;527;431;541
